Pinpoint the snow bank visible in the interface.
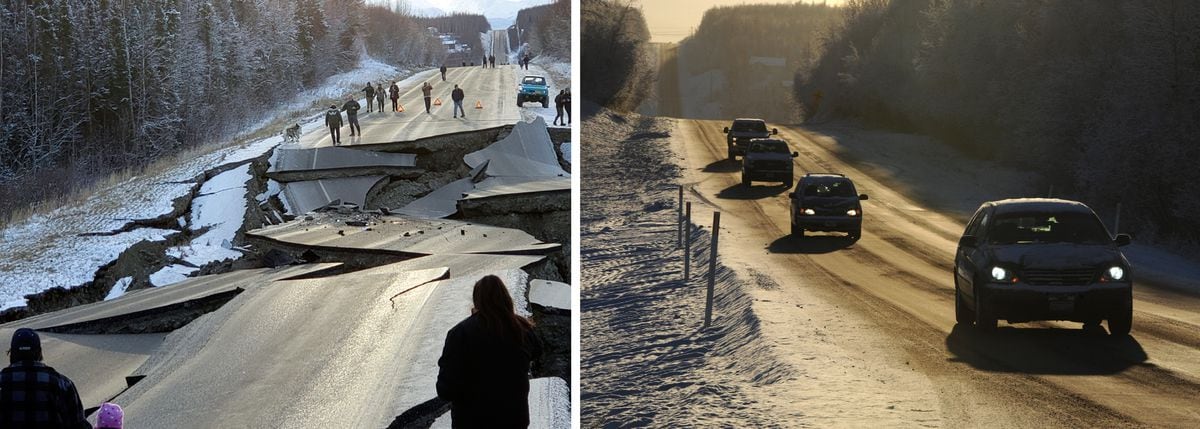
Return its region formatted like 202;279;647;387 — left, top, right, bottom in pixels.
157;164;253;286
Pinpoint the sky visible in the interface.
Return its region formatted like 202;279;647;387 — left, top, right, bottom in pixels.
636;0;848;43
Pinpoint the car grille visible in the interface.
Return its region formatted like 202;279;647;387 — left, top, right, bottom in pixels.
812;207;849;216
1021;268;1096;285
751;160;790;170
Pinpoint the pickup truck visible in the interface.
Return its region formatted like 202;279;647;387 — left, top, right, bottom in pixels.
517;75;549;108
742;139;798;188
723;118;777;159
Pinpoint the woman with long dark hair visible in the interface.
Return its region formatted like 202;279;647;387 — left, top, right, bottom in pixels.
437;275;542;428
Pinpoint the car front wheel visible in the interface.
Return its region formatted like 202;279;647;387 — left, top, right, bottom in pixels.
974;287;997;331
955;280;974;324
1108;300;1133;336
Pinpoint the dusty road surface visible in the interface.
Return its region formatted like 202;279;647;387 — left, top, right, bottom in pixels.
582;108;1200;427
676;118;1200;427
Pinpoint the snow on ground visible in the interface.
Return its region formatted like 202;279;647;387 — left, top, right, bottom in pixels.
104;277;134;301
0;57;422;309
156;164;253;287
581;108;789;426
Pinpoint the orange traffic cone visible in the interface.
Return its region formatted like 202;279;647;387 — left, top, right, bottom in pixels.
433;97;443;106
475;100;483;109
398;104;405;112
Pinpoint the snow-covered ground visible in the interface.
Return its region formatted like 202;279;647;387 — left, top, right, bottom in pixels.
581;109;790;426
0;57;420;310
153;164;254;287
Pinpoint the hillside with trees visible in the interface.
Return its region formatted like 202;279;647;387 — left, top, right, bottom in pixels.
676;3;842;121
581;0;653;111
796;0;1200;247
0;0;438;222
515;0;570;60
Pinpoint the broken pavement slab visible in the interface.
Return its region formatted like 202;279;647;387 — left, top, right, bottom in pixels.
115;262;531;428
2;264;341;334
529;279;572;313
281;175;389;215
0;328;165;410
464;117;568;178
246;215;560;256
268;146;421;182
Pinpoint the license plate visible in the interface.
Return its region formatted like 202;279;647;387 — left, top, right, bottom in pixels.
1048;296;1075;313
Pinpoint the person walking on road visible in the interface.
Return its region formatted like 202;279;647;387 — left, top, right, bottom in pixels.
440;65;448;81
375;83;385;113
437;275;542;429
482;56;487;68
389;81;400;112
324;104;342;145
489;54;495;69
522;54;531;70
342;96;361;137
362;82;376;113
0;328;90;428
452;85;466;119
563;89;572;125
553;90;565;126
422;82;434;114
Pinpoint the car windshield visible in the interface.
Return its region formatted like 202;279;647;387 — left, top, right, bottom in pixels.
522;77;545;85
987;211;1111;245
732;121;767;133
749;140;789;154
802;179;855;197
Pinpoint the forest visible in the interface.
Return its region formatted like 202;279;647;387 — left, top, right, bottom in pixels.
516;0;571;60
678;3;842;121
580;0;652;111
416;13;490;54
797;0;1200;247
0;0;441;221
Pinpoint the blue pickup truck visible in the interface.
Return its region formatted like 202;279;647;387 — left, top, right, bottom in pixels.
517;75;550;108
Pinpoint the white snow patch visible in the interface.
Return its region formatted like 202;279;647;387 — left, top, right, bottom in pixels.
105;277;134;301
150;265;196;287
160;164;252;285
560;142;571;167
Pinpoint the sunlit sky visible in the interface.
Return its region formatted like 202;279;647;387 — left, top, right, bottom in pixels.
636;0;848;43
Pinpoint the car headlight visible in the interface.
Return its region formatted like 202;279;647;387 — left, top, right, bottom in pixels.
990;266;1016;283
1102;266;1126;282
846;209;859;217
803;208;815;216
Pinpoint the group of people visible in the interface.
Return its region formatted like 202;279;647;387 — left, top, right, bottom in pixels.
553;89;573;126
482;54;497;68
519;54;532;70
1;274;539;428
0;328;125;428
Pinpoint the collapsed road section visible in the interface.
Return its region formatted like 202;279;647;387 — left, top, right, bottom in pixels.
2;110;572;427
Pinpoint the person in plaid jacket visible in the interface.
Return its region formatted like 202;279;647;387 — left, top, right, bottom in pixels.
0;328;90;428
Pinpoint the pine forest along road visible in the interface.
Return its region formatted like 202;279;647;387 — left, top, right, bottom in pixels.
668;118;1200;427
299;62;521;149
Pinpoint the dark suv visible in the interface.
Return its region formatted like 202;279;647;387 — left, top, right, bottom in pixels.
723;118;777;159
742;139;798;187
954;198;1133;335
789;173;868;239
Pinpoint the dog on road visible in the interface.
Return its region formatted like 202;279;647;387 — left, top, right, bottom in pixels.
283;123;301;143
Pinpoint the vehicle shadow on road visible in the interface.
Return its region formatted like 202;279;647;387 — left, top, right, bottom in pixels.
767;234;855;254
945;323;1149;375
716;183;788;200
702;159;740;173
